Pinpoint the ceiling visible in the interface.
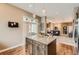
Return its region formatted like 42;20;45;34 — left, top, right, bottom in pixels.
10;3;79;21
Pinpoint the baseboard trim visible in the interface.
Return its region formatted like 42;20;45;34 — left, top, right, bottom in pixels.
0;43;25;53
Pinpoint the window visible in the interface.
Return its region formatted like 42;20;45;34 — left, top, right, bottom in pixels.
28;19;38;34
31;23;37;33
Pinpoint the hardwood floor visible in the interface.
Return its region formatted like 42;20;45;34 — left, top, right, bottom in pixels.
0;44;77;55
57;43;77;55
25;43;77;55
0;43;7;50
0;46;25;55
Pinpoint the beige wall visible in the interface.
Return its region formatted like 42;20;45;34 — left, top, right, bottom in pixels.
0;4;40;47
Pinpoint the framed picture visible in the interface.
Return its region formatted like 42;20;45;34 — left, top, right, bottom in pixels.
63;26;67;34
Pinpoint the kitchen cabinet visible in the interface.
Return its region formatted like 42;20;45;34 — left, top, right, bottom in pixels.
26;38;48;55
26;38;33;55
26;37;56;55
32;40;47;55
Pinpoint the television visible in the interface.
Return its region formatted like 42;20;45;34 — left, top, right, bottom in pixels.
8;21;19;28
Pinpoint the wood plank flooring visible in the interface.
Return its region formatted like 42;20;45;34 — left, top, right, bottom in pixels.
0;46;25;55
0;44;77;55
57;43;77;55
0;43;7;50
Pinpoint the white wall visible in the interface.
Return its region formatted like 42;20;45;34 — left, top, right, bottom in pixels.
0;4;32;47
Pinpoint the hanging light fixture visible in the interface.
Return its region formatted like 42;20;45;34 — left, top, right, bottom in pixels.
33;13;36;19
42;8;46;16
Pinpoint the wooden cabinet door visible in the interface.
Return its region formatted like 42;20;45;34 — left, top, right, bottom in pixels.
32;40;47;55
32;41;38;55
36;43;47;55
26;38;33;55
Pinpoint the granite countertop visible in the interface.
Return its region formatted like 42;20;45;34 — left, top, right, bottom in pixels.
26;34;76;47
26;34;56;45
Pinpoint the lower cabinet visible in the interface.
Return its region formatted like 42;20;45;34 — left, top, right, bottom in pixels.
32;40;47;55
26;38;33;55
26;38;57;55
26;38;47;55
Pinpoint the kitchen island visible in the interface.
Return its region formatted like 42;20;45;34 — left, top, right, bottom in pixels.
26;34;76;55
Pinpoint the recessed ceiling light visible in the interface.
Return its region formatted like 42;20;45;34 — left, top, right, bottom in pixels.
42;9;46;14
56;12;59;15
